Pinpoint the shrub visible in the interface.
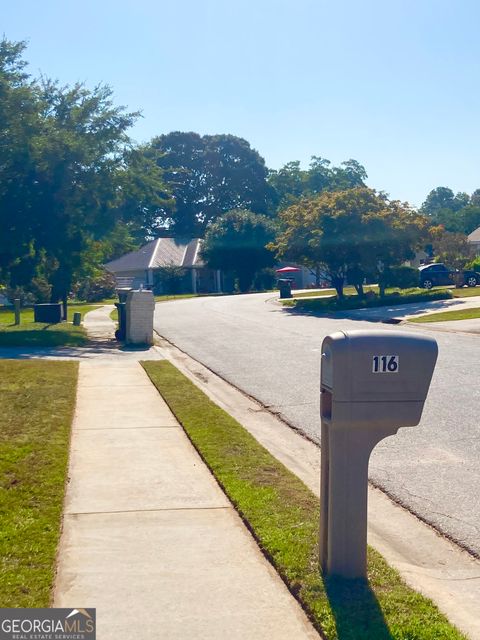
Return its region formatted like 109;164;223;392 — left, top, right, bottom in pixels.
153;265;187;295
466;256;480;272
75;270;117;302
381;266;418;290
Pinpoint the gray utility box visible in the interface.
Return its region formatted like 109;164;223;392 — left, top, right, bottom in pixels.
320;330;438;579
125;290;155;345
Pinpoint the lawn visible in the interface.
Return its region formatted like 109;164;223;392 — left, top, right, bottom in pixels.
0;360;78;606
0;303;98;347
451;286;480;298
410;307;480;323
143;360;465;640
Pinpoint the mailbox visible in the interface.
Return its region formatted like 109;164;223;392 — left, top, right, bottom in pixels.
321;330;438;430
319;329;438;579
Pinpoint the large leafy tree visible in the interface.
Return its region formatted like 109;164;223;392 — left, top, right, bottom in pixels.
202;209;276;292
270;188;426;298
420;186;480;235
429;227;475;270
421;187;469;216
0;40;42;288
0;39;170;307
147;132;273;236
268;156;367;211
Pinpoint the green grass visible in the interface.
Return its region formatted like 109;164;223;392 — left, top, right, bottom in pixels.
142;360;465;640
292;285;378;299
283;288;452;313
154;293;201;302
451;287;480;298
0;360;78;606
0;303;98;347
410;307;480;323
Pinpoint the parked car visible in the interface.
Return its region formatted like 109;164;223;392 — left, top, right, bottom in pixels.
418;263;480;289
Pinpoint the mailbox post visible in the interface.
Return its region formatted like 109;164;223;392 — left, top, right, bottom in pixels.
320;329;438;579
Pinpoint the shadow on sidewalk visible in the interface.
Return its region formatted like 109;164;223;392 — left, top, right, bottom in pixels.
0;337;157;360
323;575;392;639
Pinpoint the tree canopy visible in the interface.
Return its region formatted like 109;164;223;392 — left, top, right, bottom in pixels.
420;186;480;235
202;209;276;292
146;132;273;237
0;38;169;303
270;188;427;297
268;157;368;211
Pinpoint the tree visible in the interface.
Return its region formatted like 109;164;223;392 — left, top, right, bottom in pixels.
270;188;426;298
0;38;169;309
420;186;480;235
0;39;43;289
429;227;475;270
202;210;276;292
147;132;273;236
268;156;368;211
460;205;480;235
421;187;462;216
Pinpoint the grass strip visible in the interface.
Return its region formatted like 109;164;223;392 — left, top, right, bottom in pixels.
410;307;480;323
292;285;378;299
0;360;78;606
142;360;465;640
283;288;452;312
291;286;478;302
451;287;480;298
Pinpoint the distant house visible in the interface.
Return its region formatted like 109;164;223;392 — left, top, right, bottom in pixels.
468;227;480;255
104;237;224;294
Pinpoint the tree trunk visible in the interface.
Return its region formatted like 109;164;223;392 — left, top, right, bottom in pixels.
354;283;365;297
315;265;321;287
332;275;344;299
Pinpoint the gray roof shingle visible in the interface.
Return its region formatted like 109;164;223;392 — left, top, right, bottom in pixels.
105;238;204;272
468;227;480;243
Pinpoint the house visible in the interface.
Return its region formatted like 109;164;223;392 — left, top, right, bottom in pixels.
104;237;224;294
468;227;480;255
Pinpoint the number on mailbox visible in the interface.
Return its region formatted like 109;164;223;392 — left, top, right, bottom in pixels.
372;355;399;373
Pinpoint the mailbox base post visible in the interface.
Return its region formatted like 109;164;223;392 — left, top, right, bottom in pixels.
320;422;399;579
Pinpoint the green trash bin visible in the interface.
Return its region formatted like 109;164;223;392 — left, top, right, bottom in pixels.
114;302;127;341
277;279;293;299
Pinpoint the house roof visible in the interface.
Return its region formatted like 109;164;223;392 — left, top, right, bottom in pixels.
468;227;480;243
104;238;204;273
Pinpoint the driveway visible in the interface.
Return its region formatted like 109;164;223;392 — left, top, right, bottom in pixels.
154;292;480;557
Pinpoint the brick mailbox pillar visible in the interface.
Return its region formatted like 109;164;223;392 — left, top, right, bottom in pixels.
125;290;155;345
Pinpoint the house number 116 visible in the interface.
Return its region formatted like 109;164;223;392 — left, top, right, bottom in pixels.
372;355;399;373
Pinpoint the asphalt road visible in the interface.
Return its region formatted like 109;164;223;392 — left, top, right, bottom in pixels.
154;293;480;556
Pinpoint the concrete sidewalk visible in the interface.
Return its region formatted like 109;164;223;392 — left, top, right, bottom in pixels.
54;360;319;640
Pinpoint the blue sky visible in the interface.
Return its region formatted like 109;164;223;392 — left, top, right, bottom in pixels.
3;0;480;206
